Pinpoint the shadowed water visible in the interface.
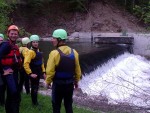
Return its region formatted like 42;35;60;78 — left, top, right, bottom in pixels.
39;41;129;75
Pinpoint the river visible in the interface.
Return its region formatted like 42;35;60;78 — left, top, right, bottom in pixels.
39;40;150;109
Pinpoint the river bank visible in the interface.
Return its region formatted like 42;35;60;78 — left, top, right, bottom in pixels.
38;78;149;113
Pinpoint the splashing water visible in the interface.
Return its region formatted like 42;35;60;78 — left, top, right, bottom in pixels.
79;52;150;107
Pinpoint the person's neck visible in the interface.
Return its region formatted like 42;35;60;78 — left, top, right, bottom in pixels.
22;44;27;47
8;39;16;45
57;42;66;47
31;46;38;51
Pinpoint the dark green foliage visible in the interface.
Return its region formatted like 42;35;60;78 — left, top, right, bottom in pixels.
0;0;12;34
115;0;150;30
0;0;30;37
66;0;88;12
18;0;89;12
19;27;31;37
1;0;149;32
133;1;150;29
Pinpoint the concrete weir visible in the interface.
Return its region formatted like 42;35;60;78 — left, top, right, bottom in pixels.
93;36;134;53
69;32;150;56
93;36;134;44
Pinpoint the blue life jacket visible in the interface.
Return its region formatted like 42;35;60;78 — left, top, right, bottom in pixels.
30;50;43;67
54;48;75;81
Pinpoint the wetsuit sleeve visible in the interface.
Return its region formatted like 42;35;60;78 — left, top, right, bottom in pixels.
41;63;45;73
19;47;23;53
74;50;82;83
0;42;11;61
45;50;58;84
24;48;30;58
24;50;36;75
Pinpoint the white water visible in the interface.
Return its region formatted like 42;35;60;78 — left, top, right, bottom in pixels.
79;52;150;107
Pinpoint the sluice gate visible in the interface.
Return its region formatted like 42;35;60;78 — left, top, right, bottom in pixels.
92;36;134;53
78;36;134;75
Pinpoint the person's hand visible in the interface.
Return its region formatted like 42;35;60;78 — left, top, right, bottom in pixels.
30;74;37;78
3;68;13;76
74;82;78;89
43;73;46;80
43;81;51;89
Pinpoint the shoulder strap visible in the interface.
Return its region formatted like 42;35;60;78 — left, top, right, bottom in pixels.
57;48;74;56
57;48;63;56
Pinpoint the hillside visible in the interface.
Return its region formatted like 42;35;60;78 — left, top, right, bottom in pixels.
12;1;147;36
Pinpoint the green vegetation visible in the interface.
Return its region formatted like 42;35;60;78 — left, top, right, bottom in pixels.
21;0;88;12
0;0;12;34
0;0;150;34
115;0;150;29
133;2;150;26
0;93;98;113
0;0;30;37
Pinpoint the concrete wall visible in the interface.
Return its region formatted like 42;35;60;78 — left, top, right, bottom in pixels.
131;33;150;56
70;32;150;57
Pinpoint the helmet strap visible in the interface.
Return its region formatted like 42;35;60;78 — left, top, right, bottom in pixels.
56;38;61;48
56;39;66;48
22;44;26;47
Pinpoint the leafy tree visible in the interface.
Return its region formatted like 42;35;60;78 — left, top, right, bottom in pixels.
0;0;12;34
66;0;88;12
17;0;89;12
133;1;150;25
115;0;150;29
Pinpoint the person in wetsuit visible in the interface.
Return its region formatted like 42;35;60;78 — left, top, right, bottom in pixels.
45;29;81;113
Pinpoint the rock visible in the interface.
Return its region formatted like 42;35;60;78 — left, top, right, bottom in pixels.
70;32;79;38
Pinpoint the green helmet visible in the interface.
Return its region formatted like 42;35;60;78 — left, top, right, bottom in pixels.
0;33;4;39
22;37;30;45
30;35;40;42
52;29;67;40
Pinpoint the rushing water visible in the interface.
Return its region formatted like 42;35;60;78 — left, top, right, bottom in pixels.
79;52;150;108
39;41;129;74
39;41;150;108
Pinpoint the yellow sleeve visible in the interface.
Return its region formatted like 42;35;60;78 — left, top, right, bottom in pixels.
74;50;82;82
24;50;36;75
22;48;29;58
41;63;46;73
19;47;23;53
46;50;60;84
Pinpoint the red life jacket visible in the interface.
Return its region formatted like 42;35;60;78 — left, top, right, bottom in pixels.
1;42;22;67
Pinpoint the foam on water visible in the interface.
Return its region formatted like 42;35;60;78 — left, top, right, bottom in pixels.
79;52;150;107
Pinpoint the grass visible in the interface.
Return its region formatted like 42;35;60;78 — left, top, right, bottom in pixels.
0;93;99;113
